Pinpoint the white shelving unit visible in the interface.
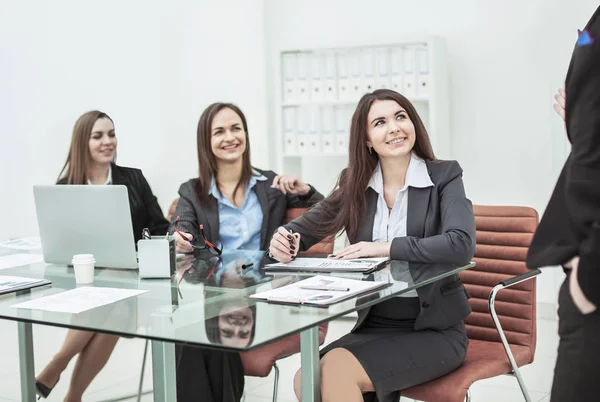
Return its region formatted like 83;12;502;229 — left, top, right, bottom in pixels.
273;37;450;195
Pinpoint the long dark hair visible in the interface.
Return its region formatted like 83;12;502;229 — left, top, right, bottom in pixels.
303;89;436;242
57;110;114;184
195;103;253;205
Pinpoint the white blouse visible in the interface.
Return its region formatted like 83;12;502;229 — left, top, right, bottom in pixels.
368;153;434;297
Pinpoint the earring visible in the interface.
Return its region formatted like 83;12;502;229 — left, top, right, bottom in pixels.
368;146;372;155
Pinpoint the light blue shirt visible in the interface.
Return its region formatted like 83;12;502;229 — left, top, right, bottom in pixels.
210;170;267;251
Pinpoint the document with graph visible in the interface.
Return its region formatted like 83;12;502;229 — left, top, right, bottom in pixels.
263;257;389;274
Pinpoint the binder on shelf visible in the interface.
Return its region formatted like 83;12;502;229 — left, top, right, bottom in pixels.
349;51;363;100
335;106;349;152
362;49;376;93
308;106;321;153
282;53;297;103
321;106;335;154
283;108;297;154
296;52;310;102
402;46;417;98
416;45;430;98
310;53;325;102
324;53;337;101
296;107;309;154
390;47;403;93
337;52;351;101
376;48;391;90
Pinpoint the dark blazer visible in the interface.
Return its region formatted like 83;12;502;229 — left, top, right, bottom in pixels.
58;163;169;243
286;160;476;330
170;169;324;250
526;7;600;306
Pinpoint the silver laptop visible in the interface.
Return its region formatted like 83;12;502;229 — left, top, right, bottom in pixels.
33;185;138;269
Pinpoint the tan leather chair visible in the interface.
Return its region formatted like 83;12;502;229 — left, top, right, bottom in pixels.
403;205;541;402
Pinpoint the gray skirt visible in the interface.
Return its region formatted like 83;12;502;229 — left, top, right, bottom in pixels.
320;297;468;402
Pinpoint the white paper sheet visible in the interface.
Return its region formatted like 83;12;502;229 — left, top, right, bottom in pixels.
12;287;147;314
0;237;42;251
0;254;44;270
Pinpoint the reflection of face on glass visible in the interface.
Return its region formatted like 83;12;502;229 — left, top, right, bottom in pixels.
206;301;256;347
218;304;255;347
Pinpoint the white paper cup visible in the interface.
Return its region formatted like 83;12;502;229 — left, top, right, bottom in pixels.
72;254;95;284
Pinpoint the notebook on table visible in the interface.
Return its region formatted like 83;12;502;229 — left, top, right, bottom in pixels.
249;275;390;307
0;276;52;296
263;257;389;274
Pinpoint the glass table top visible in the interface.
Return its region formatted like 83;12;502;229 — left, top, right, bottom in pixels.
0;248;474;351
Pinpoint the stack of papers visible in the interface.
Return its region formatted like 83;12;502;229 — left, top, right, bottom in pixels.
0;276;51;295
250;275;390;306
263;257;389;274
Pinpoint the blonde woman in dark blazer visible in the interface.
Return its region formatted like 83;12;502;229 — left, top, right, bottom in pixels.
35;111;168;401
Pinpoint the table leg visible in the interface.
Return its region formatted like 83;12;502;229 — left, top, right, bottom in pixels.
18;322;36;402
151;340;176;402
300;326;320;402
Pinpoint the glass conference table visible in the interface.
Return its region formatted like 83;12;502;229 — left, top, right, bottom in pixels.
0;248;474;402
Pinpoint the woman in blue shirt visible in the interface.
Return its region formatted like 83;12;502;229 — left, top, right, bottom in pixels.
170;102;323;402
171;102;323;253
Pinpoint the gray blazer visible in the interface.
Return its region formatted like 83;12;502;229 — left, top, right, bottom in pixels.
170;169;324;251
286;160;476;330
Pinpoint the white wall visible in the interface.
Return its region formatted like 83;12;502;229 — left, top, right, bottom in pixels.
0;0;268;240
263;0;599;304
2;0;597;305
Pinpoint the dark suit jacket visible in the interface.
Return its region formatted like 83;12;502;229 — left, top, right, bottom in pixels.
170;169;324;250
58;163;169;243
286;160;476;330
526;7;600;306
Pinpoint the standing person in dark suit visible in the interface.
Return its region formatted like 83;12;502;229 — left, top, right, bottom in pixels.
269;89;476;402
35;110;169;401
526;7;600;401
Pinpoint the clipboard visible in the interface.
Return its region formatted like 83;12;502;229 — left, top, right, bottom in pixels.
0;276;51;296
249;275;390;307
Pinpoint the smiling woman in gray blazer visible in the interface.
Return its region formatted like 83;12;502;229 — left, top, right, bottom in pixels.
268;89;476;402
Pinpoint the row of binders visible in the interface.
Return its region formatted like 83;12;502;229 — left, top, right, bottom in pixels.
281;44;431;103
283;105;353;155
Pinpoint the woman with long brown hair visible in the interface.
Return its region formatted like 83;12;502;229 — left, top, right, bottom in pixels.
268;89;476;402
35;110;169;401
170;102;323;401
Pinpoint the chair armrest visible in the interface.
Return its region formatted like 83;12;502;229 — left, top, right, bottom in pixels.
499;269;542;288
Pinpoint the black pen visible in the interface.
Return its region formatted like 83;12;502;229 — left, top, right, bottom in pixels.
241;263;253;270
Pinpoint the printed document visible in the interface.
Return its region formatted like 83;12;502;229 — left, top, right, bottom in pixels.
12;287;147;314
250;275;391;306
263;257;389;274
0;254;44;270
